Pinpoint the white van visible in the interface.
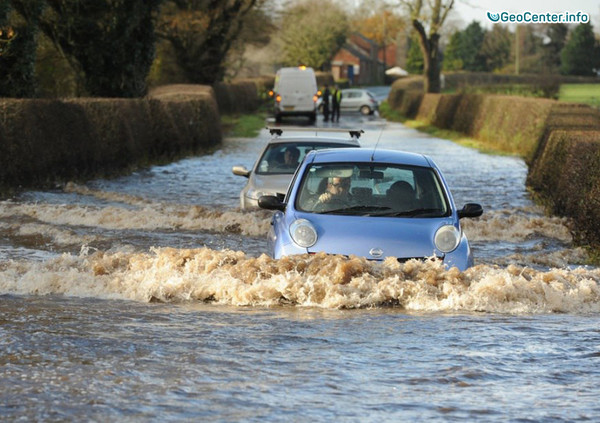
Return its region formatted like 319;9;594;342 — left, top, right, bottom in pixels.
272;67;318;123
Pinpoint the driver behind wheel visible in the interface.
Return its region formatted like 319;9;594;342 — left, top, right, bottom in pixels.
316;177;352;209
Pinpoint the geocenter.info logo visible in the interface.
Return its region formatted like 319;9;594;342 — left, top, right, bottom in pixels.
487;11;589;24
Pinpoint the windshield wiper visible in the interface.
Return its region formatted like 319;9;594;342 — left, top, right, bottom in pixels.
371;208;444;217
318;205;392;215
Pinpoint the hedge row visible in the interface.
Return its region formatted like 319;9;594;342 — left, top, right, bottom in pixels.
213;78;268;114
0;86;221;195
388;79;600;248
419;93;555;161
527;130;600;246
392;73;599;93
390;90;557;161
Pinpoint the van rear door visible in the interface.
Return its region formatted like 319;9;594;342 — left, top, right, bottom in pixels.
278;75;316;112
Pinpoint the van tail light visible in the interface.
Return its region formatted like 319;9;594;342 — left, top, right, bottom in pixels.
313;95;318;102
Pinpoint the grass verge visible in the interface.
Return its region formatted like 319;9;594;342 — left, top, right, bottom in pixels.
221;112;267;138
378;101;406;123
407;121;516;156
559;83;600;108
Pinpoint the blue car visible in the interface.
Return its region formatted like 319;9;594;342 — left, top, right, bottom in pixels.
258;148;483;271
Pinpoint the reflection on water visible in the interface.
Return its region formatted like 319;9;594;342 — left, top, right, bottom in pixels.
1;292;600;422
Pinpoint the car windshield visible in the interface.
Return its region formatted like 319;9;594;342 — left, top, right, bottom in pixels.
295;162;450;217
256;142;354;175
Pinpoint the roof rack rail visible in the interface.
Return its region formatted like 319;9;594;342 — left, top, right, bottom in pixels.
266;127;364;139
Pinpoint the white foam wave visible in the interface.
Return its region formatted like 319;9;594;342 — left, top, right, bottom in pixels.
0;200;271;237
64;182;155;206
462;207;573;242
489;247;589;268
0;221;101;246
1;248;598;314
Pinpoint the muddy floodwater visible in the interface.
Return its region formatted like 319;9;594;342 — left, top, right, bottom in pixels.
1;117;599;422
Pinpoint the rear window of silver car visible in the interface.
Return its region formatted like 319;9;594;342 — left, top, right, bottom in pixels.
256;143;356;175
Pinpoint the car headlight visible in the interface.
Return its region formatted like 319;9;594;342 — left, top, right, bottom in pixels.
434;225;460;253
289;219;317;248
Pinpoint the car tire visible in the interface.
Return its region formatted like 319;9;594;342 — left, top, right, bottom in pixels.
309;112;316;122
275;113;282;123
360;105;371;115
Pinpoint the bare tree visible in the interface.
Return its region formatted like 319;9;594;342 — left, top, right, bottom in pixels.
400;0;454;93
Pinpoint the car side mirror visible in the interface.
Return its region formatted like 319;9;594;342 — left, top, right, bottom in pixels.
258;195;286;211
232;166;250;178
458;203;483;219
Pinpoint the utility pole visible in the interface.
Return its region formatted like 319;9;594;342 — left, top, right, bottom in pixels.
515;25;520;75
382;11;387;84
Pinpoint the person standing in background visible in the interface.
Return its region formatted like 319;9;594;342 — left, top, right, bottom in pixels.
331;85;342;122
321;84;331;122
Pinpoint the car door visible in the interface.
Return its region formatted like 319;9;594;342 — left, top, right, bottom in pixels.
341;90;360;112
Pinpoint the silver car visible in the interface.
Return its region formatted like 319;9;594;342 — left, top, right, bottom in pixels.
232;128;361;209
341;89;379;115
317;89;379;115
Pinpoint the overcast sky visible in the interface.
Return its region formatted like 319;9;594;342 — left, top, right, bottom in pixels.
451;0;599;28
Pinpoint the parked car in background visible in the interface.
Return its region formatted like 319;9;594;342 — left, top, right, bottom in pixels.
340;89;379;115
232;128;362;209
258;148;483;271
271;67;319;123
317;88;379;116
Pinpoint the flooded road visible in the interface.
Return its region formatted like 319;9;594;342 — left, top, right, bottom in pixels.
1;110;599;421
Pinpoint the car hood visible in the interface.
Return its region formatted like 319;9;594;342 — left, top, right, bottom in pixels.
251;173;294;196
300;214;450;260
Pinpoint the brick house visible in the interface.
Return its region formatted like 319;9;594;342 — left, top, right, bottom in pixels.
331;33;398;85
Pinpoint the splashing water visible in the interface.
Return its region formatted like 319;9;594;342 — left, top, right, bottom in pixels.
1;247;597;313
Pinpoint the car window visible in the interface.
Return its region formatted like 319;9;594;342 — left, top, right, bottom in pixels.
295;163;450;216
256;142;355;175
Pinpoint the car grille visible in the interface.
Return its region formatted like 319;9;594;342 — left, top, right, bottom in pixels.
307;252;444;263
397;256;443;264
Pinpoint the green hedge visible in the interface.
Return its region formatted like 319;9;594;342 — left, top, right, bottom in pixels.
527;130;600;246
453;95;554;161
0;89;221;194
389;88;556;161
391;73;599;94
387;88;423;118
213;80;261;114
0;79;275;196
213;76;278;114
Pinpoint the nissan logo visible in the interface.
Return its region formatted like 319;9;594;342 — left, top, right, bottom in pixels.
369;248;383;258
